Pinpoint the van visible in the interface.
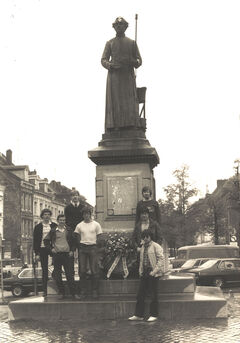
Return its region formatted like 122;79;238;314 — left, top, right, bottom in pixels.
171;245;239;268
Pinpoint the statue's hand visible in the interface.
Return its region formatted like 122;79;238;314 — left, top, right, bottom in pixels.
109;63;121;71
131;58;141;68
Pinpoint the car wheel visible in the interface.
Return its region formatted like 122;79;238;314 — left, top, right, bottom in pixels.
12;285;24;297
213;278;224;287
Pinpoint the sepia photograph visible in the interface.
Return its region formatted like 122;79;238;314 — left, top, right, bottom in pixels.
0;1;240;342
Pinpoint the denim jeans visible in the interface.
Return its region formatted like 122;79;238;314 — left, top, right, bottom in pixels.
78;244;99;294
135;274;158;317
53;252;75;296
39;247;49;294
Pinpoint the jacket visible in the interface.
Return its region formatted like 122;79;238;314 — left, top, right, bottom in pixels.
139;241;164;278
64;203;84;231
33;222;58;255
43;226;75;253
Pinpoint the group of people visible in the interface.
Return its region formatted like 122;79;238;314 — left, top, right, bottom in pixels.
33;190;102;300
33;186;165;322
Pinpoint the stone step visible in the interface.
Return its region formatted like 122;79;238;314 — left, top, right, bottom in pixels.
8;286;227;321
47;275;196;296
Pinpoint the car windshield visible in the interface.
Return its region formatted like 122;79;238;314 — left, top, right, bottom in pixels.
177;250;187;259
181;259;196;268
198;260;218;269
19;269;42;278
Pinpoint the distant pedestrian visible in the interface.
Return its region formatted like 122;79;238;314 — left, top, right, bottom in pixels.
64;190;85;277
74;207;102;299
128;229;164;322
44;214;76;300
33;209;57;298
135;186;161;225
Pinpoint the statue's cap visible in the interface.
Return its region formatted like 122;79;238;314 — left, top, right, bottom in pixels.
112;17;128;26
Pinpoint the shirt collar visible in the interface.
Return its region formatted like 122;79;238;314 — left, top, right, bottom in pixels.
56;226;65;232
143;240;152;249
42;221;52;226
71;201;80;207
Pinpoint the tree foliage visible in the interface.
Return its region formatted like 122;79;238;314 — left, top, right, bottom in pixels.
158;165;198;248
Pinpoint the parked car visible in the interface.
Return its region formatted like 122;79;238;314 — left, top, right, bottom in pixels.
3;266;22;278
3;267;53;297
171;245;239;268
171;258;212;273
188;258;240;287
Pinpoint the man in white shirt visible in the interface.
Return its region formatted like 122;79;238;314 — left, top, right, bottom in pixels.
74;207;102;299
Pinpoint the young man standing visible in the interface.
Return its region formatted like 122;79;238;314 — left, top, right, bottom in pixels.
74;207;102;299
33;209;57;297
44;214;76;300
64;190;85;277
129;229;164;322
135;186;161;226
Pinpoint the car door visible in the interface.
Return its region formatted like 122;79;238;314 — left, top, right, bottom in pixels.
19;269;42;290
229;260;240;284
218;260;237;284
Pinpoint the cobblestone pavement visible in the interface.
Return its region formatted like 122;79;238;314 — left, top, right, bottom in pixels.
0;292;240;343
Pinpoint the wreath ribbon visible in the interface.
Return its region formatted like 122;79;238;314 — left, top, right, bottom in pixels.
107;255;129;279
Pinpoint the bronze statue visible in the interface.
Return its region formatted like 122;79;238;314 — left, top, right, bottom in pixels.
101;17;142;132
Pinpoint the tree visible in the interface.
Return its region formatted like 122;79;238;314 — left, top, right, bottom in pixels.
185;195;228;245
159;165;198;248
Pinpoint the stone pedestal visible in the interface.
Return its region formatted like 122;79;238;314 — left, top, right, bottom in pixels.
8;277;228;321
88;129;159;232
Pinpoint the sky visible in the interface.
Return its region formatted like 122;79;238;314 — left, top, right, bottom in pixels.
1;0;240;206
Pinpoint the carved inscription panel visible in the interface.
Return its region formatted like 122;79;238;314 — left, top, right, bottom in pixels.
107;176;137;216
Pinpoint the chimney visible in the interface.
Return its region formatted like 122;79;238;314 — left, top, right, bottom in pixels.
6;149;12;164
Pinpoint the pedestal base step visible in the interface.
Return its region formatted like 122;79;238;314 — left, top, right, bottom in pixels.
47;275;196;296
8;286;227;321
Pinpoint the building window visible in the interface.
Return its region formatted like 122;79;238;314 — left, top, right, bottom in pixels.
21;194;25;211
29;195;32;212
34;201;37;215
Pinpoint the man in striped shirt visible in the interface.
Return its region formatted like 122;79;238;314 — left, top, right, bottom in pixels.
128;229;164;322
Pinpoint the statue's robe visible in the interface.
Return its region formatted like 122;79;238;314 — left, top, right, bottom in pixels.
101;35;142;131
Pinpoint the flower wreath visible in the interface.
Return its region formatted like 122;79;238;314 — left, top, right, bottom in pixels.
101;232;137;279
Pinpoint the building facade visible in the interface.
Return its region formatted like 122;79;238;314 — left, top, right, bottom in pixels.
0;150;80;264
28;171;65;227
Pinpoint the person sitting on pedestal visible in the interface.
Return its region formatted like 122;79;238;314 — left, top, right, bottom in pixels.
74;207;103;300
129;229;164;322
132;208;162;250
44;214;76;300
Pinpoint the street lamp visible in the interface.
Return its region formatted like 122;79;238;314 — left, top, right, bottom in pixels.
234;159;240;203
232;159;240;246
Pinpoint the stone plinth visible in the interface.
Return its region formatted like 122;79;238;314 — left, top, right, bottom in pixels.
88;129;159;231
88;129;159;169
8;278;228;321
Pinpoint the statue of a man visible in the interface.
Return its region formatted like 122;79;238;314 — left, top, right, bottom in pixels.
101;17;142;132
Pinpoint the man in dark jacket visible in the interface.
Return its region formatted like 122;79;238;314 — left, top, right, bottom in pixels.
33;209;57;297
64;190;85;277
44;214;76;299
64;190;84;230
